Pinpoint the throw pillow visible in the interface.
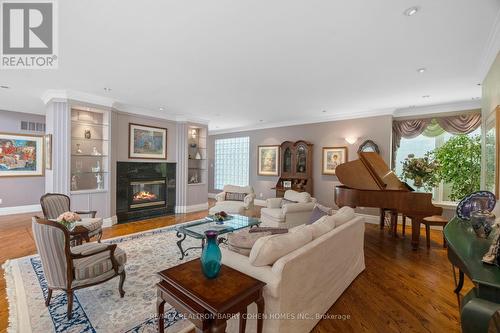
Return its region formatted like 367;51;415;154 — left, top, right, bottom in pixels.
309;215;336;239
307;206;328;224
333;206;355;227
225;192;246;201
249;227;313;266
227;230;270;256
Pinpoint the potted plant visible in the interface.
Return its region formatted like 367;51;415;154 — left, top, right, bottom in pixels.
400;153;440;192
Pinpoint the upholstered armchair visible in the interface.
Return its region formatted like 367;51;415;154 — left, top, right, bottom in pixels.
209;185;256;215
32;217;126;319
40;193;103;243
260;190;317;228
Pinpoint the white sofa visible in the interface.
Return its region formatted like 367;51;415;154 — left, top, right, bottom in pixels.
221;208;365;333
209;185;256;215
260;190;317;228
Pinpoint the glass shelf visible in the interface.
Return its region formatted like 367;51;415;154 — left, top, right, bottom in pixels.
72;171;109;175
72;120;109;127
72;154;109;157
72;137;109;142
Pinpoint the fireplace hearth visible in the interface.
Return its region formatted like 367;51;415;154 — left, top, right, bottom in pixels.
117;162;175;223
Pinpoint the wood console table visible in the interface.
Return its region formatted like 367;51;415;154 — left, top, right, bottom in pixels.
157;259;265;333
444;217;500;333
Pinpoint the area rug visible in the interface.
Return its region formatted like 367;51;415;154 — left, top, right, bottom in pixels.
3;224;205;333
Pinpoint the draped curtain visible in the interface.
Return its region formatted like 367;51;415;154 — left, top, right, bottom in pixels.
392;112;481;168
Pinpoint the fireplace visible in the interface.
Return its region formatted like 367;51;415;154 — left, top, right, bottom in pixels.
117;162;176;223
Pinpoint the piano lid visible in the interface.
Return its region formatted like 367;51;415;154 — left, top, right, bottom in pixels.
335;152;409;191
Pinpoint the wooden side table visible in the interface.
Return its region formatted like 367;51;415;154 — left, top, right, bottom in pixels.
157;259;265;333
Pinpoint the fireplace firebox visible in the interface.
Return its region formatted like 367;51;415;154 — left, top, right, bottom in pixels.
117;162;175;223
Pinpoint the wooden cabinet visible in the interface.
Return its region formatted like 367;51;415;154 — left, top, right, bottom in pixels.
273;140;313;197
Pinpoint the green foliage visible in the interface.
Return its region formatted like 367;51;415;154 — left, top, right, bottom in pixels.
400;153;440;192
431;135;481;201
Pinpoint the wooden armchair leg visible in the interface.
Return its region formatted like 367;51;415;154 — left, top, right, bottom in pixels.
425;225;431;249
67;290;74;319
119;271;126;297
45;288;52;306
97;230;103;243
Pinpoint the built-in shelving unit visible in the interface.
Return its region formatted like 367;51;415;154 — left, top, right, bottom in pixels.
70;108;110;192
187;126;207;185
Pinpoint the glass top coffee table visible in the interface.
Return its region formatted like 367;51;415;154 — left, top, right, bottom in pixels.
175;214;260;260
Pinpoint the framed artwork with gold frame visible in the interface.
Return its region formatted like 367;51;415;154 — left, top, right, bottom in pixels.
258;145;280;176
0;132;44;177
322;146;348;175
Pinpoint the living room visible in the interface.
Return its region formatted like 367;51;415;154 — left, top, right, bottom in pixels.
1;1;500;332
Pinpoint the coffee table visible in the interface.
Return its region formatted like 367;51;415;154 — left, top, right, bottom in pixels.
175;214;260;260
157;259;265;333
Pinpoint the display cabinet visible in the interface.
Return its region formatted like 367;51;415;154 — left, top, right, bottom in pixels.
273;140;313;197
187;126;207;185
70;108;110;192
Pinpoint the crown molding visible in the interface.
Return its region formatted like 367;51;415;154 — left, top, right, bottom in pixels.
41;89;115;107
478;8;500;81
208;107;395;135
393;99;481;118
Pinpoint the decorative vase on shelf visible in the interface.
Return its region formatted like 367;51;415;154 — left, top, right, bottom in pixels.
200;230;221;279
195;151;202;160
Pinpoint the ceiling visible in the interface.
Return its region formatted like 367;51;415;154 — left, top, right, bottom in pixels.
0;0;499;133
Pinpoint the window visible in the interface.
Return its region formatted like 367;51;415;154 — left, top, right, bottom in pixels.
214;137;250;190
395;127;481;202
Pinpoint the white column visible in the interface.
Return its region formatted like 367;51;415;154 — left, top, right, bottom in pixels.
45;101;71;195
176;122;188;213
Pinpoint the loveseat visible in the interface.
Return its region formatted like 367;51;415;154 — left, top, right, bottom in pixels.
221;207;365;333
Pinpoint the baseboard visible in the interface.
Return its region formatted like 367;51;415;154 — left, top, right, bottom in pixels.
0;204;42;216
176;202;209;214
103;215;118;228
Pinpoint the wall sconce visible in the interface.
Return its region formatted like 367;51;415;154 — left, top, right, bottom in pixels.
345;137;358;145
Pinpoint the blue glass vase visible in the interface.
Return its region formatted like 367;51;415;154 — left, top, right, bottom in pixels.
200;230;222;279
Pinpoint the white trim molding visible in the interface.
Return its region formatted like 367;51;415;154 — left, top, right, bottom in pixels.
0;204;42;216
393;100;481;119
175;202;209;214
478;8;500;81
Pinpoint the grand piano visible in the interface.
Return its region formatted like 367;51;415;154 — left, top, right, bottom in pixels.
334;152;442;250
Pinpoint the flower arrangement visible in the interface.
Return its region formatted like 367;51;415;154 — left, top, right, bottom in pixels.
57;211;81;228
400;153;440;192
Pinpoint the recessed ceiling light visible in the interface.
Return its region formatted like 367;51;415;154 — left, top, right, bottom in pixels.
259;119;264;122
322;110;327;113
417;68;426;73
159;107;164;111
472;97;480;100
409;105;416;108
404;6;419;16
422;95;430;98
0;85;10;89
103;87;112;93
477;83;482;86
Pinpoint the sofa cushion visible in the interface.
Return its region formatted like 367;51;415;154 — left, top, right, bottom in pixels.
261;208;285;221
227;230;271;256
249;227;313;266
333;206;355;226
223;185;254;194
308;215;336;239
284;190;312;203
307;206;328;224
73;246;127;280
280;198;298;208
225;192;246;202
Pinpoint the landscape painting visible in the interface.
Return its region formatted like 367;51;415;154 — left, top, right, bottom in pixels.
129;123;167;159
0;133;44;177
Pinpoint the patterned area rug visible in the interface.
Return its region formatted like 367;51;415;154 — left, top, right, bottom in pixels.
3;224;203;333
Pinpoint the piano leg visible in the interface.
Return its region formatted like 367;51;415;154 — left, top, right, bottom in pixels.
390;210;398;237
411;217;422;250
379;209;385;230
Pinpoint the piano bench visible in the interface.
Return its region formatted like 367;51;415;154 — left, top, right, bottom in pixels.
422;215;449;249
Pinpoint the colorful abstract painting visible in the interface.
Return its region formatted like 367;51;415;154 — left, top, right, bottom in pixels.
129;123;167;159
0;133;44;177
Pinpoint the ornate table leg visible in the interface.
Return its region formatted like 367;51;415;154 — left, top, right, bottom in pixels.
176;231;187;260
239;308;247;333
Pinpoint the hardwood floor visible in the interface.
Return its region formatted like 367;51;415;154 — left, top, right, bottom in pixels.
0;206;470;333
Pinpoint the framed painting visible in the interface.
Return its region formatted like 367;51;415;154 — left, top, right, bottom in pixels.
45;134;52;170
129;123;167;159
322;146;348;175
0;133;44;177
258;145;280;176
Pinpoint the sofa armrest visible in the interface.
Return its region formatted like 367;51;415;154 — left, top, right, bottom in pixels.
282;202;315;214
266;197;283;209
221;248;281;298
244;193;256;208
215;192;226;202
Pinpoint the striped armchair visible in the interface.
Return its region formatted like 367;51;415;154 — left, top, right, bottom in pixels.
32;217;126;319
40;193;103;243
